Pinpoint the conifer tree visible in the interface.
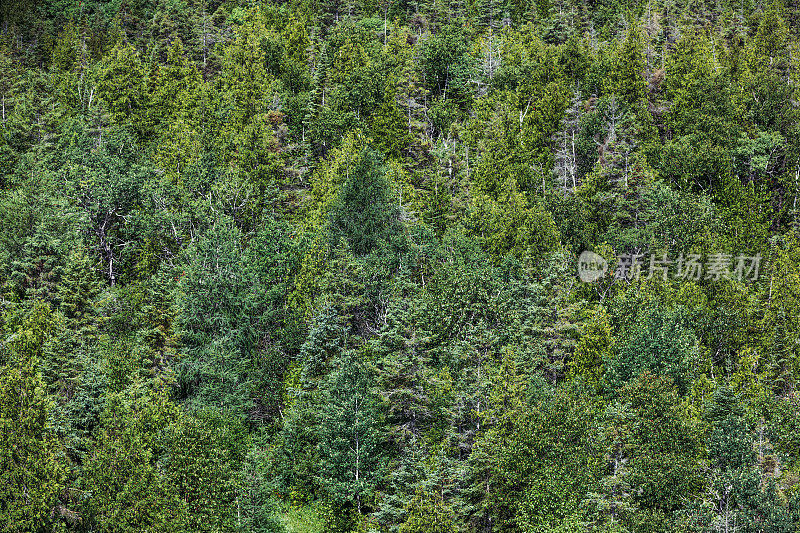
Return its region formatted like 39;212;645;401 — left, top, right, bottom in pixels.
316;351;386;517
79;389;186;532
0;303;67;532
605;23;647;105
97;41;147;137
216;9;282;190
553;88;583;192
328;147;401;256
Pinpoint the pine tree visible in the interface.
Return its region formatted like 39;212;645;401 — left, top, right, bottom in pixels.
316;351;386;517
374;290;434;449
0;306;67;531
188;0;230;76
398;488;458;533
97;41;147;137
606;22;647;105
79;389;186;531
386;23;428;159
681;385;796;532
216;9;282;191
758;233;800;396
592;94;640;189
584;400;637;528
164;410;242;531
553;88;583;192
147;38;204;141
605;305;700;394
569;305;615;391
56;245;100;333
327;147;401;256
616;374;704;530
466;177;561;263
371;80;413;159
64;124;148;286
467;356;594;530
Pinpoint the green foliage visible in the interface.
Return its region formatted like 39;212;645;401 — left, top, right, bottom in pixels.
604;24;647;104
606;305;701;394
60;122;151;286
398;488;457;533
174;217;299;418
315;351;386;516
327;147;401;256
466;179;561;262
570;305;614;390
97;42;147;136
79;389;186;532
468;356;594;531
419;24;476;105
5;3;800;532
588;374;705;532
164;409;246;531
0;303;66;532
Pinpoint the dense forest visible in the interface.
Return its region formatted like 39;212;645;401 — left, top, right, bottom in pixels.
1;0;800;531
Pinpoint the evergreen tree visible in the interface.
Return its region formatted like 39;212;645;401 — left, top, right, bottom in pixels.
96;41;147;137
0;303;67;532
316;351;386;518
398;488;458;533
328;147;401;256
79;388;186;532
